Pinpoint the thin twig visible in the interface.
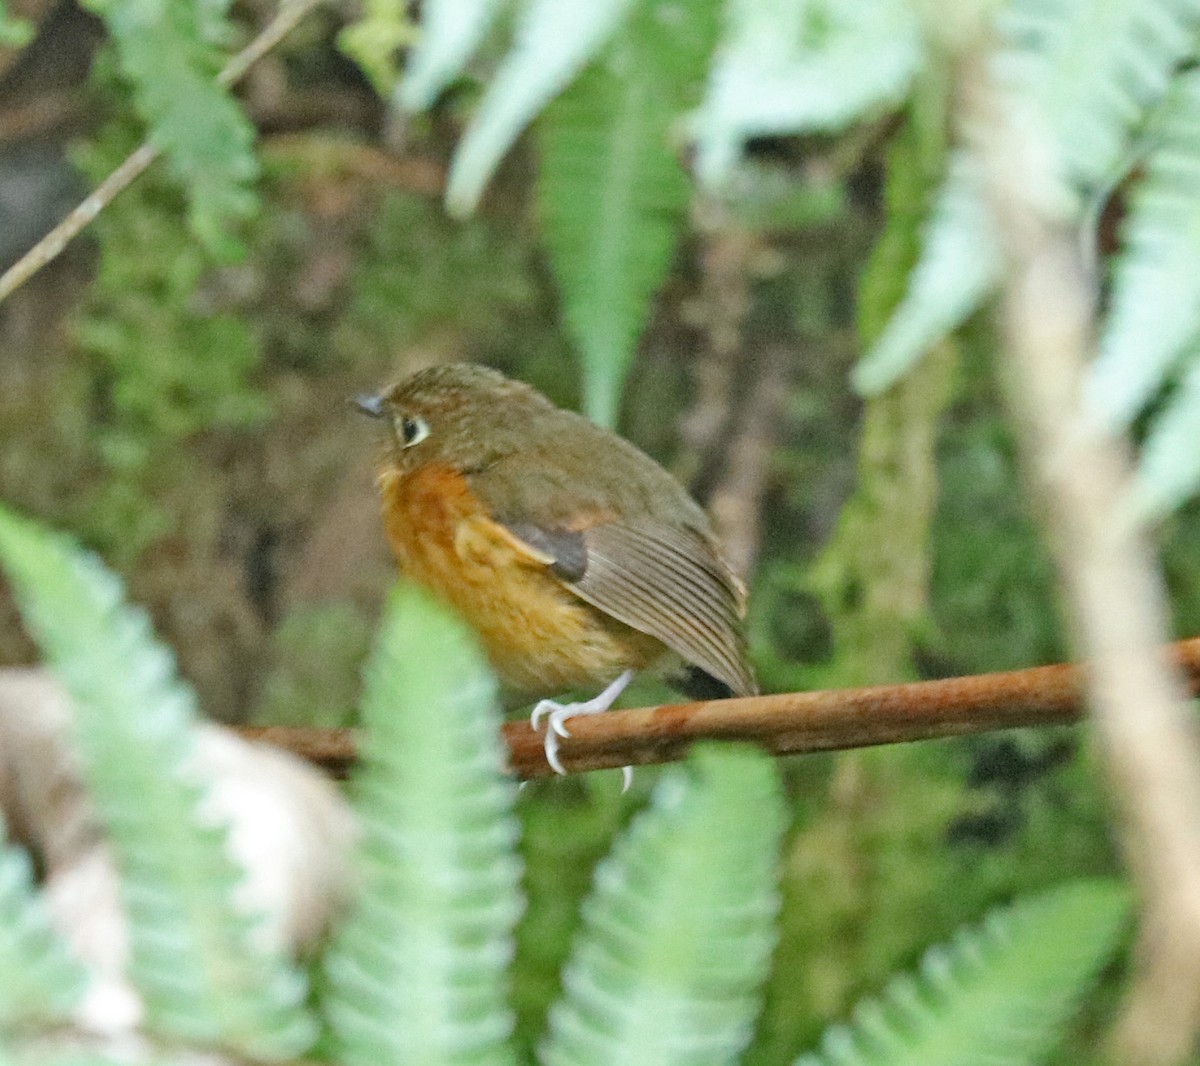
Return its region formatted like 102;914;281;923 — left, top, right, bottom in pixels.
236;635;1200;779
967;59;1200;1066
0;0;327;305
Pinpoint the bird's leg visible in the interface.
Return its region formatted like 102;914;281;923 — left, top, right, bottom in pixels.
531;670;634;782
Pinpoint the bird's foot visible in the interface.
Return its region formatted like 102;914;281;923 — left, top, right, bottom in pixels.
531;670;634;789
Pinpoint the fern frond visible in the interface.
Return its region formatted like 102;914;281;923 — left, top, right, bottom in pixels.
0;826;86;1032
322;583;521;1066
1128;359;1200;520
79;0;258;257
854;157;999;395
794;879;1130;1066
0;507;315;1060
400;0;504;110
539;745;784;1066
1088;69;1200;429
693;0;921;190
537;0;719;426
993;0;1200;196
444;0;636;217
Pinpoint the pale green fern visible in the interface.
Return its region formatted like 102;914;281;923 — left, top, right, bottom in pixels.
1089;69;1200;431
321;583;521;1066
859;0;1200;395
539;745;785;1066
0;506;315;1060
445;0;637;217
793;879;1130;1066
853;156;999;394
1130;358;1200;520
537;0;720;426
992;0;1200;196
78;0;259;257
399;0;505;109
693;0;922;190
0;824;86;1033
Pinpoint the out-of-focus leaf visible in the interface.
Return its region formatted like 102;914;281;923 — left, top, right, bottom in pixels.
538;0;720;425
1088;70;1200;429
79;0;258;258
0;507;315;1059
994;0;1200;195
795;880;1130;1066
445;0;636;217
540;745;784;1066
1130;360;1200;522
854;157;998;395
0;824;86;1031
323;584;521;1066
694;0;921;190
400;0;505;109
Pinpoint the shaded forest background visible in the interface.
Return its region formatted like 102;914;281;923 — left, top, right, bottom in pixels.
4;1;1199;1061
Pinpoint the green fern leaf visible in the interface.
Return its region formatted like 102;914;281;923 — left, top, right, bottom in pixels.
693;0;921;190
854;157;999;395
539;745;785;1066
538;0;720;426
1088;69;1200;429
0;507;315;1060
0;826;87;1032
322;583;521;1066
79;0;259;257
994;0;1200;195
400;0;504;110
1128;360;1200;520
794;879;1130;1066
445;0;636;217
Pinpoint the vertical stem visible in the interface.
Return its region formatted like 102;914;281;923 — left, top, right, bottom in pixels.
968;64;1200;1066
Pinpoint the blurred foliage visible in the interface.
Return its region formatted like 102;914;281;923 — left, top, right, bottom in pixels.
5;0;1200;1062
0;509;1126;1064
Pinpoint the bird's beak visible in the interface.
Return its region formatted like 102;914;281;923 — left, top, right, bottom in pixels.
352;392;387;419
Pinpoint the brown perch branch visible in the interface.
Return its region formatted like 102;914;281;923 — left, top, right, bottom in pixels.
239;636;1200;780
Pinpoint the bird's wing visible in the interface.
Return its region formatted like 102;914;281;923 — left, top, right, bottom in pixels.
502;517;757;698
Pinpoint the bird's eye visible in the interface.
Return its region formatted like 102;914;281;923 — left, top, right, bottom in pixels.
395;414;429;448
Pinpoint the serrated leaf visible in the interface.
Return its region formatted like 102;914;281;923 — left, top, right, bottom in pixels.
538;0;720;426
794;880;1130;1066
694;0;921;190
854;157;999;395
539;745;785;1066
79;0;259;257
1129;359;1200;521
1088;69;1200;429
0;826;87;1032
0;507;315;1060
445;0;636;217
993;0;1200;195
323;583;521;1066
400;0;505;110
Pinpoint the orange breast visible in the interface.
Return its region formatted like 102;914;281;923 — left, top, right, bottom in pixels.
378;462;664;695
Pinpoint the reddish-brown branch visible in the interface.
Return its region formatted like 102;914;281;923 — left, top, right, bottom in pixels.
238;636;1200;779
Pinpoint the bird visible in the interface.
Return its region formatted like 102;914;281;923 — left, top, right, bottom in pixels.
355;363;757;776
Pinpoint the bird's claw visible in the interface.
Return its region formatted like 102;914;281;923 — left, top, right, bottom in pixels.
529;671;635;784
